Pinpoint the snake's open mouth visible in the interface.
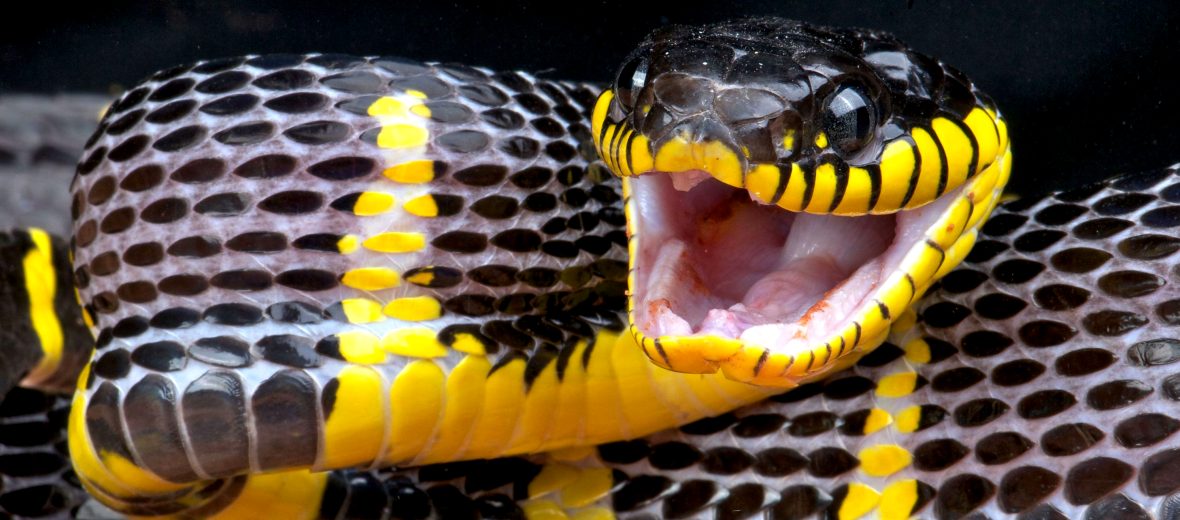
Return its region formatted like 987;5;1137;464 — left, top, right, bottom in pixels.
625;165;982;384
632;170;896;340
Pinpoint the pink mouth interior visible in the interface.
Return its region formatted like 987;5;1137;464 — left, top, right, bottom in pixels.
632;170;912;350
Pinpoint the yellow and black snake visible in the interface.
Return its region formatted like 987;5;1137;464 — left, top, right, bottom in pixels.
1;17;1179;519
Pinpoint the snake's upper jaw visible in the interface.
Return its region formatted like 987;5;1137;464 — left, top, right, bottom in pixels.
624;168;975;386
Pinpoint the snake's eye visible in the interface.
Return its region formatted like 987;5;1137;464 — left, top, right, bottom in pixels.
614;55;649;110
822;85;877;153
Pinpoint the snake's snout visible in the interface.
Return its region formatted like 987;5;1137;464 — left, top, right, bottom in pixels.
623;71;804;166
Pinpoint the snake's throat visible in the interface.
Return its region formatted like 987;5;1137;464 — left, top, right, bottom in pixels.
628;170;968;379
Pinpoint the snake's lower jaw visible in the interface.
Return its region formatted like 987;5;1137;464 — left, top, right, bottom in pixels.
624;146;1012;386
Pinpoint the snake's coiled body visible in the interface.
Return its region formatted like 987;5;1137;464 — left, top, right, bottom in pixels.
0;17;1177;520
64;53;778;516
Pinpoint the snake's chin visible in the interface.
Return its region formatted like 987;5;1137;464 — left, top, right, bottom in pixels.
631;170;948;350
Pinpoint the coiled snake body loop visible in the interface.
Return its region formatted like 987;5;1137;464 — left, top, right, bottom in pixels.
0;17;1178;520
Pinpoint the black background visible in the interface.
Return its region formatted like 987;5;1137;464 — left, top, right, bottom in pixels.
2;1;1177;197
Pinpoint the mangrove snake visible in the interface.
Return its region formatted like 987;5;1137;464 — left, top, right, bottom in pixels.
1;17;1178;519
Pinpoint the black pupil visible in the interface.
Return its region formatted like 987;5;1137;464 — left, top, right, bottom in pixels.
615;56;648;108
823;86;876;152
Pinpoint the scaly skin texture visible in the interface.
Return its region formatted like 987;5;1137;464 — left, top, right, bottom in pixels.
342;165;1180;520
0;19;1176;520
64;54;775;516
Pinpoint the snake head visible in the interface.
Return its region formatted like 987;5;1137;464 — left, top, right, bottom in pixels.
593;18;1012;386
